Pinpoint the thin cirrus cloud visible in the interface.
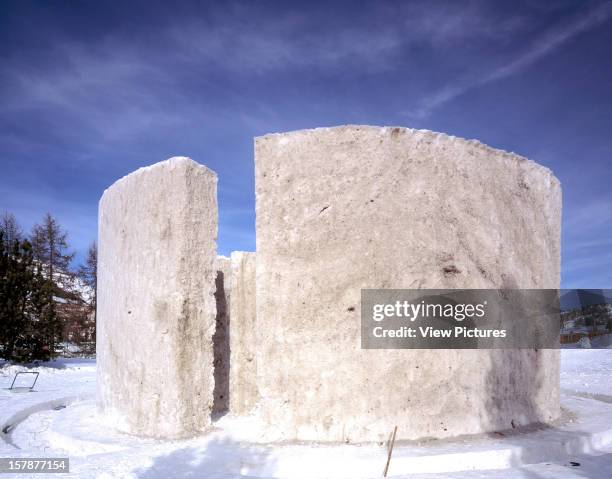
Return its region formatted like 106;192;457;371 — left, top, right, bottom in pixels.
170;23;402;74
2;46;192;145
168;2;528;74
1;13;404;155
408;1;612;118
562;199;612;287
0;1;549;145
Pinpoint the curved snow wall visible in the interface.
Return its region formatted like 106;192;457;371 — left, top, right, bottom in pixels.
254;125;561;442
97;157;218;439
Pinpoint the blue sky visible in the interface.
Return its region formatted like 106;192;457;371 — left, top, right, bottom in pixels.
1;0;611;288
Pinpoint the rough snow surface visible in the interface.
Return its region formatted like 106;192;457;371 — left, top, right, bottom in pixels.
1;352;611;478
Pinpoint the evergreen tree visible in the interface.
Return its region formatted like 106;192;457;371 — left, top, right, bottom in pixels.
30;213;74;285
0;233;33;360
0;231;15;356
0;230;61;362
26;265;59;360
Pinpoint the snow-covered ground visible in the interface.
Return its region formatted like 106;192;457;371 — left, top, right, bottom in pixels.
1;351;611;478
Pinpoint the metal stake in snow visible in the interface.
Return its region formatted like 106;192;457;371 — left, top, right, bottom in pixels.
383;426;397;477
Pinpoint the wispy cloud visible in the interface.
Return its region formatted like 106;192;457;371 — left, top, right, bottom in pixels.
562;198;612;287
407;1;612;118
1;43;195;145
168;1;531;75
171;18;402;74
564;199;612;232
0;0;533;151
399;1;529;47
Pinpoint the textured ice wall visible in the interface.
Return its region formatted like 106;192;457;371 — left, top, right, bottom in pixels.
229;251;258;414
97;157;218;439
255;125;561;442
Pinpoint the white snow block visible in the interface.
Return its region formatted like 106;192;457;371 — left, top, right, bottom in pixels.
229;251;258;414
255;126;562;442
97;157;218;439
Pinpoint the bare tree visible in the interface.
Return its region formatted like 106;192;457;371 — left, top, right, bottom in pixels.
76;241;97;349
1;211;23;248
30;213;74;284
78;241;97;310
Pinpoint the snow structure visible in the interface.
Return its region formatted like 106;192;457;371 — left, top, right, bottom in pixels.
97;125;562;442
254;126;562;442
229;251;257;414
97;157;218;439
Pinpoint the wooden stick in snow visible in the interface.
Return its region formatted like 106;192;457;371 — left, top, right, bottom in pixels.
383;426;397;477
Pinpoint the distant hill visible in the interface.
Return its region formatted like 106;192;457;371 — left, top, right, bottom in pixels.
560;289;612;311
